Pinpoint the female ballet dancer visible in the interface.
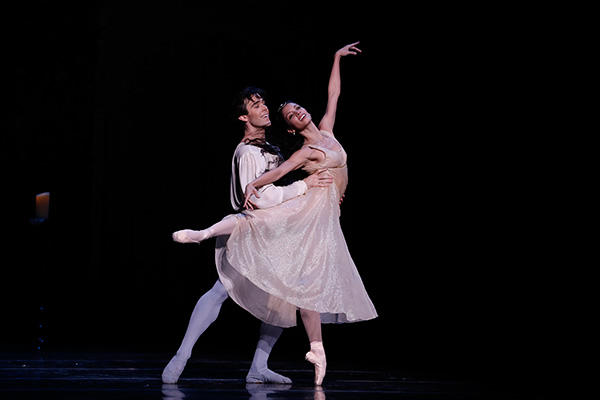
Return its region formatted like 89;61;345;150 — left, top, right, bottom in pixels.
173;42;377;385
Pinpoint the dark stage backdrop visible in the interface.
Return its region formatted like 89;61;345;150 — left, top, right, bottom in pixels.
8;1;552;391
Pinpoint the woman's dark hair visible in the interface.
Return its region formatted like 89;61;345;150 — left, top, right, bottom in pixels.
276;99;305;131
276;100;295;121
276;100;292;114
270;99;304;159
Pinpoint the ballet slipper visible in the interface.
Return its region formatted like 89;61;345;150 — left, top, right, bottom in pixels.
172;229;212;244
161;355;188;383
305;341;326;386
246;368;292;384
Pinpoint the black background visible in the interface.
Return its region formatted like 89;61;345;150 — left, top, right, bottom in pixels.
8;0;552;392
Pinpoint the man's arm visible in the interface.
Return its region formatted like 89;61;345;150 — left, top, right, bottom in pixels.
238;149;333;210
237;150;307;209
243;148;335;210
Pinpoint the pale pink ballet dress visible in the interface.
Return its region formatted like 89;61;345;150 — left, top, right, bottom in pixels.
215;132;377;328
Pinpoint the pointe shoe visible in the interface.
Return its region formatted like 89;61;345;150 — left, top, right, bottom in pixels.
305;342;326;386
161;355;188;384
172;229;211;244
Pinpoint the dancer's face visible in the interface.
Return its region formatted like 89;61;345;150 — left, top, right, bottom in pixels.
240;94;271;128
280;102;312;132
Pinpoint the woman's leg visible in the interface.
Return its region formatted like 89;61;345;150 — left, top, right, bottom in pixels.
172;216;240;243
300;309;326;385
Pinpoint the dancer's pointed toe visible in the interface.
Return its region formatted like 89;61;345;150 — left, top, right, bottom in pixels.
305;342;326;386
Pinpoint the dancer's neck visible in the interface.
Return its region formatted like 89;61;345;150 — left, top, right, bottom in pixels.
242;125;266;143
300;122;323;145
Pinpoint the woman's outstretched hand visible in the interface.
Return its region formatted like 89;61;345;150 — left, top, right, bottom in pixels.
243;183;260;210
336;41;362;57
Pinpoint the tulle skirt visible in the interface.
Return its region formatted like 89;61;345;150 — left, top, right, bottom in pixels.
215;184;377;328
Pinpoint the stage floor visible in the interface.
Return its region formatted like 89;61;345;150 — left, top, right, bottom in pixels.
0;353;540;399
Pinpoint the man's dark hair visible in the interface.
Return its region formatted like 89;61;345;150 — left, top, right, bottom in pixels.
233;86;267;117
232;86;284;161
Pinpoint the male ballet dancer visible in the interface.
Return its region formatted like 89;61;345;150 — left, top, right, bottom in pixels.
162;87;333;384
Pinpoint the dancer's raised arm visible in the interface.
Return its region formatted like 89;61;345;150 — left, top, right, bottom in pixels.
318;41;361;134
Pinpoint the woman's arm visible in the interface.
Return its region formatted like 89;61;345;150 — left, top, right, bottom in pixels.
318;41;362;133
244;147;314;209
236;150;308;210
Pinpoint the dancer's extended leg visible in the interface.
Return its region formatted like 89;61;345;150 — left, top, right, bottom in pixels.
162;280;229;383
172;216;239;244
300;309;326;386
246;323;292;384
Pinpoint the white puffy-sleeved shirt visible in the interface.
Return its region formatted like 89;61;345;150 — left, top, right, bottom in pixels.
230;142;307;211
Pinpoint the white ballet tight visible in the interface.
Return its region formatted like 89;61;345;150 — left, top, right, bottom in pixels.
175;280;229;360
175;220;324;342
172;217;326;383
170;279;290;383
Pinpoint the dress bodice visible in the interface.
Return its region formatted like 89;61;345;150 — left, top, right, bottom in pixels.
219;129;377;330
301;133;348;198
302;135;347;175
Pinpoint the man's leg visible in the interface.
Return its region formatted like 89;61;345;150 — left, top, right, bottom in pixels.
246;322;292;384
162;280;229;383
